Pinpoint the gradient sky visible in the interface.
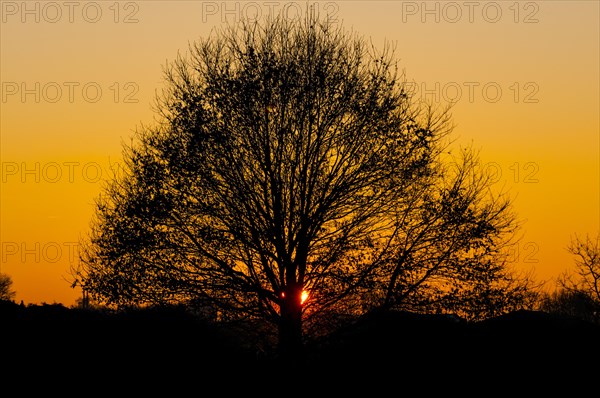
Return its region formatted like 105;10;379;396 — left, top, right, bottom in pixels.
1;1;598;306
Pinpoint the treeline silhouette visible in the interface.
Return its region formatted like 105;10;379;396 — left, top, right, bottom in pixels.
2;300;598;390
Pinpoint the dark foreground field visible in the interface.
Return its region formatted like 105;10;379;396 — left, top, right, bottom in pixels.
2;301;599;393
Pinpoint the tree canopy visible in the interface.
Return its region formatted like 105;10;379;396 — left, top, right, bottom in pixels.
0;273;16;302
72;13;536;360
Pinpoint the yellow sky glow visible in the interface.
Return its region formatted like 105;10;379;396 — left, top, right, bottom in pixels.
1;1;598;306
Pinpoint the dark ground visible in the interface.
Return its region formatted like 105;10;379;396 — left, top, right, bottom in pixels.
1;301;598;394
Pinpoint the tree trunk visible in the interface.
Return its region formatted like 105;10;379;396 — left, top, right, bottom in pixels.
278;284;304;365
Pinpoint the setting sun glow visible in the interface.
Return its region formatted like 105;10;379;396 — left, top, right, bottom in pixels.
301;291;309;305
281;290;309;305
0;1;597;308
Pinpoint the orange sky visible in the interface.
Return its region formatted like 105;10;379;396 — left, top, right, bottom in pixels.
1;1;598;306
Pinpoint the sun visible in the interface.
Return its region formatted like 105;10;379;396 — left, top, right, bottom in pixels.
280;289;309;305
301;290;309;305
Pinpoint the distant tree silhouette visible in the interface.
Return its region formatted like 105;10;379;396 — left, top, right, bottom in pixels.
0;273;16;302
550;233;600;322
72;12;534;362
71;290;105;311
561;233;600;299
539;289;598;324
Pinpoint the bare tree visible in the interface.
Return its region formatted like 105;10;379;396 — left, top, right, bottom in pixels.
72;13;532;361
551;233;600;322
538;289;598;324
0;273;16;302
562;233;600;300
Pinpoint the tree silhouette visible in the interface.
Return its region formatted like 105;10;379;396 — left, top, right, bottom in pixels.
552;233;600;322
562;233;600;299
0;273;16;302
539;289;598;324
72;13;534;362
